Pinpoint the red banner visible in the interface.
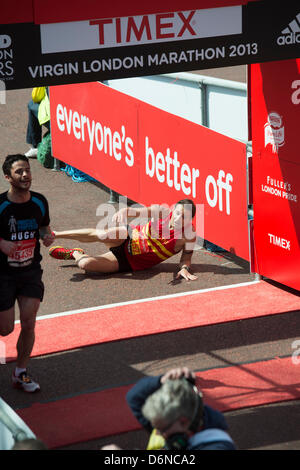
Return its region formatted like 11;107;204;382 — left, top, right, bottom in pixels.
251;59;300;290
0;0;260;25
50;82;249;260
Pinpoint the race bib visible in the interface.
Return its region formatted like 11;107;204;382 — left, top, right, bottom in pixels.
7;240;36;267
129;227;150;256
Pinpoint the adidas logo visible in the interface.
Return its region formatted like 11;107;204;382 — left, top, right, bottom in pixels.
277;13;300;45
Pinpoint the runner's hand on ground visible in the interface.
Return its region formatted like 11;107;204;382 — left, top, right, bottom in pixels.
176;266;197;281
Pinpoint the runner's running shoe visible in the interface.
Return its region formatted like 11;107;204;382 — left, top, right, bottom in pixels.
12;370;40;393
49;246;85;260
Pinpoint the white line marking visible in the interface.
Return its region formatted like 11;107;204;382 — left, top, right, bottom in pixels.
15;280;260;324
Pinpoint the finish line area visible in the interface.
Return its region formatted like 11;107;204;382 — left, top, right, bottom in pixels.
8;280;300;360
3;277;300;449
2;217;300;450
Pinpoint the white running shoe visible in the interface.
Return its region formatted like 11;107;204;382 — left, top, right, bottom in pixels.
24;147;38;157
12;370;40;393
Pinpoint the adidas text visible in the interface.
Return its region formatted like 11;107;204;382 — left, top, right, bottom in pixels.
277;32;300;45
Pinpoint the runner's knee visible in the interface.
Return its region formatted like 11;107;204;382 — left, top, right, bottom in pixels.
77;255;93;271
20;318;36;333
0;323;14;336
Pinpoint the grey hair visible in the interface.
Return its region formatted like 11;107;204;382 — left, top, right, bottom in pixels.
142;379;199;429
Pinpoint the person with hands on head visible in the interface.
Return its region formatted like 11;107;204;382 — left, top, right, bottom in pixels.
126;367;236;450
0;154;54;392
49;199;198;283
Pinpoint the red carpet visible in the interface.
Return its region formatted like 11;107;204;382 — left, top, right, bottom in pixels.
16;356;300;449
4;281;300;362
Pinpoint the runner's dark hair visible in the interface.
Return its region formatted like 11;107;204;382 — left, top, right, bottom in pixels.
175;199;196;218
2;154;29;176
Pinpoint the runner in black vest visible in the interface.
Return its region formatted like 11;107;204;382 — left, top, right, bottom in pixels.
0;154;54;392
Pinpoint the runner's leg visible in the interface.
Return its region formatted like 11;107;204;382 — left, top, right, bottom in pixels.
0;274;16;336
73;250;120;273
53;228;99;243
54;226;128;245
52;226;130;272
0;306;15;337
16;296;40;369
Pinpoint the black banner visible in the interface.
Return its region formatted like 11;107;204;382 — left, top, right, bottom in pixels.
0;2;299;90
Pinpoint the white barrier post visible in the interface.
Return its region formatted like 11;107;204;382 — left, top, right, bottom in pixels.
0;80;6;105
0;340;6;365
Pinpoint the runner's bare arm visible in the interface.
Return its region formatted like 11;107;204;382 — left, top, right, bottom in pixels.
112;204;170;224
175;239;198;281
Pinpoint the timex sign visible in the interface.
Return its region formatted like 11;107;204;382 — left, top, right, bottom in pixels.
40;6;242;53
2;3;300;90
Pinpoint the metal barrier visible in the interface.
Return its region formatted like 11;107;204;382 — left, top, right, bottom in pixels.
103;71;249;204
105;71;248;143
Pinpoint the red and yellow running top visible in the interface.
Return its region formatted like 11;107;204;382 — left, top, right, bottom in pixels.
125;212;181;271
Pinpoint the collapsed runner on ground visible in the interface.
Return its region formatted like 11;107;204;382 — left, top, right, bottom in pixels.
49;199;198;282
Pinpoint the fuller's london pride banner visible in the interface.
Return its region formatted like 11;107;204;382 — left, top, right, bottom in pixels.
251;58;300;291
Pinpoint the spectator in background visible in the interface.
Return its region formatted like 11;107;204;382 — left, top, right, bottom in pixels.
25;87;50;158
126;367;236;450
